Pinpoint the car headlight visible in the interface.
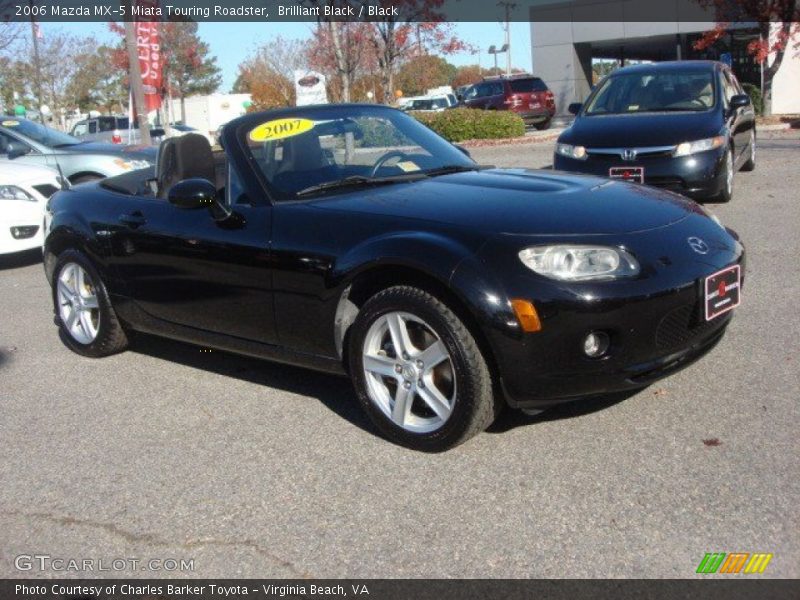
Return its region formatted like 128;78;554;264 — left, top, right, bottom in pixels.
673;136;725;157
113;158;152;171
519;245;640;281
555;143;588;160
0;185;37;202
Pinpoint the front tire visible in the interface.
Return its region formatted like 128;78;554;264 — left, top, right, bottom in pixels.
52;249;128;357
348;286;498;451
714;146;734;203
741;131;756;171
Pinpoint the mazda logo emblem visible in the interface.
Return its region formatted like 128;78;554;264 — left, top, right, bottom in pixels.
621;149;637;161
687;236;709;254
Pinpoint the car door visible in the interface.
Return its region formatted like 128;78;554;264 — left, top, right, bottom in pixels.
720;69;753;161
107;163;277;344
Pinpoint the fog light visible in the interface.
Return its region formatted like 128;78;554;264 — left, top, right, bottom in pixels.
583;331;610;358
10;225;38;239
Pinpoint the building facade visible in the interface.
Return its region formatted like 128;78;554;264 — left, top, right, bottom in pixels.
530;1;800;115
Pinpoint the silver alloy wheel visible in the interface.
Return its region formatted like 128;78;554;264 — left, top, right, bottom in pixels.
362;311;456;433
725;147;734;195
57;262;100;345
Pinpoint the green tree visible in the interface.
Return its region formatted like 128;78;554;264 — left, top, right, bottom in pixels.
162;22;222;122
67;44;128;114
395;55;456;96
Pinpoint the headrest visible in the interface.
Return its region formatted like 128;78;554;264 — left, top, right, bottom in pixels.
156;133;215;197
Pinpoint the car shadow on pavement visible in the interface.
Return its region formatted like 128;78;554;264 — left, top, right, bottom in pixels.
126;333;642;440
0;249;42;270
127;333;374;433
487;388;643;434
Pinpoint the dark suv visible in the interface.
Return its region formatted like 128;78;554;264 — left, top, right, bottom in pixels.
461;75;556;129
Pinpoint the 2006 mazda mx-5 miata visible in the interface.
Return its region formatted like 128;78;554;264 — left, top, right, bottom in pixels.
44;104;745;451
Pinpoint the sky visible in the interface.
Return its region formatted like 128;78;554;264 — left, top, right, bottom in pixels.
42;21;533;92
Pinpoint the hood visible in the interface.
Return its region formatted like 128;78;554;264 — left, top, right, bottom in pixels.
560;111;723;148
311;169;701;236
57;142;157;161
0;161;60;185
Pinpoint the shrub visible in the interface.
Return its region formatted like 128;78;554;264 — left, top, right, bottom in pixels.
410;108;525;142
742;83;763;116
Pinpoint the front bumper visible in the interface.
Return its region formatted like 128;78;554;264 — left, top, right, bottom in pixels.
455;215;744;409
553;147;727;199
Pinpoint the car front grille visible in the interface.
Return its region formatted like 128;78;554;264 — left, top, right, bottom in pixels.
33;184;59;198
655;301;725;350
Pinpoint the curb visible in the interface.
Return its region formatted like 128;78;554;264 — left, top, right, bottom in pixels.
758;123;792;131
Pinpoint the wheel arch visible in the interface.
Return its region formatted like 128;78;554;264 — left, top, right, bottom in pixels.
334;261;503;392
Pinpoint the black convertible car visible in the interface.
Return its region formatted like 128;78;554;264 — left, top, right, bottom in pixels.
44;104;744;451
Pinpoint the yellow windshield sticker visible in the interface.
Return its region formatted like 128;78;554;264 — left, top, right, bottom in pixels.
249;118;315;142
396;160;420;172
2;120;19;127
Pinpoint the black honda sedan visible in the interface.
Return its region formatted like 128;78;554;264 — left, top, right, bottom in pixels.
44;104;744;451
554;61;756;202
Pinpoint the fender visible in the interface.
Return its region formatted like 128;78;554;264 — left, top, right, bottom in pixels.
43;192;113;286
331;230;516;358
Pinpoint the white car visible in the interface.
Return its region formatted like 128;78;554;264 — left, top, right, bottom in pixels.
0;162;63;255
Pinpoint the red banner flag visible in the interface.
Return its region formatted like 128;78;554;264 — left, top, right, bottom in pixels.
135;0;161;112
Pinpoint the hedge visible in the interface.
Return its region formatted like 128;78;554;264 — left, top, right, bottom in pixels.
409;108;526;142
742;83;763;116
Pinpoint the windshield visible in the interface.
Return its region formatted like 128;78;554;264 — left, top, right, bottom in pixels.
584;70;716;115
245;105;475;200
1;118;82;147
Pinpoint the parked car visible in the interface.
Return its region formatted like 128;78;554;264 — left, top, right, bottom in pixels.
0;162;64;255
44;104;744;451
553;61;756;202
403;96;453;112
0;117;155;184
461;74;556;129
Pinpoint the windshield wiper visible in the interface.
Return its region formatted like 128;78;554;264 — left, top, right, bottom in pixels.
423;164;487;177
296;173;425;197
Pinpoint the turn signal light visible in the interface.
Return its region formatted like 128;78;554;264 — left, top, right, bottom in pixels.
511;299;542;333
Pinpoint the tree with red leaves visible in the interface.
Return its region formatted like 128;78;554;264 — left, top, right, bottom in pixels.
303;0;467;103
694;0;799;114
109;20;221;122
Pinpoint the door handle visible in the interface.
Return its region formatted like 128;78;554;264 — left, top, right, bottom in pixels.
119;211;146;228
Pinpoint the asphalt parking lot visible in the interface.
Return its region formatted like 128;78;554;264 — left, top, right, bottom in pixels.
1;131;798;579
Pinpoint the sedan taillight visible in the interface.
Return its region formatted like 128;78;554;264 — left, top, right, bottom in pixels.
111;130;122;144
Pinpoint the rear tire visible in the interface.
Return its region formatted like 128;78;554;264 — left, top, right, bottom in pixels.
348;286;498;452
534;118;552;131
70;174;103;185
52;249;128;357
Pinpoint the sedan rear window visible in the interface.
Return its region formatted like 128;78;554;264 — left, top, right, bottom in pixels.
509;78;548;93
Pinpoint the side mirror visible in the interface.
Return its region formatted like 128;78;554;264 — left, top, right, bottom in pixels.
168;178;217;210
730;94;751;109
455;144;471;158
168;178;243;227
6;142;31;160
568;103;583;116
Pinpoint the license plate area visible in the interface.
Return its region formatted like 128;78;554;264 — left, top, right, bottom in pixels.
609;166;644;183
705;265;741;321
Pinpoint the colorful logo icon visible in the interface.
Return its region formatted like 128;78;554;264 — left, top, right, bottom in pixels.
696;552;773;574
